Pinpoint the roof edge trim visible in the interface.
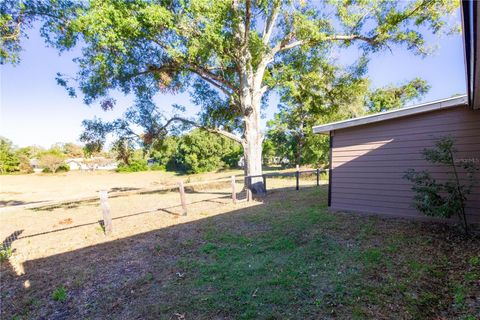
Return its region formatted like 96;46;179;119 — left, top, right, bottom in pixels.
313;95;468;134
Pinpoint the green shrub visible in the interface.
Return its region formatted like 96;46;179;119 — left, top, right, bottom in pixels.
148;163;165;171
116;159;148;172
150;136;179;168
0;245;12;263
170;129;242;174
404;137;478;233
42;164;70;173
0;137;20;174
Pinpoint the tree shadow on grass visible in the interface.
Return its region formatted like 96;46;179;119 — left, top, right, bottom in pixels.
1;185;478;320
0;200;48;208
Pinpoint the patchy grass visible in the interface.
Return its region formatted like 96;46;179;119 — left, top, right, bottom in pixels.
1;187;479;319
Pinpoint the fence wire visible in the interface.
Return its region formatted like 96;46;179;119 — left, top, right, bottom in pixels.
1;170;328;249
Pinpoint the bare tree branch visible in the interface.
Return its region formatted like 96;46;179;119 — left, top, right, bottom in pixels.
188;63;236;92
159;117;243;144
262;1;280;45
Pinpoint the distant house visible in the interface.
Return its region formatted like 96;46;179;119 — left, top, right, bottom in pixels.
65;158;84;170
29;158;42;173
65;157;118;171
313;1;480;222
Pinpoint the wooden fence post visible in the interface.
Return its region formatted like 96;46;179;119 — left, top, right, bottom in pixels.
99;190;112;235
263;174;267;194
247;176;253;202
296;165;300;191
178;181;187;216
231;175;237;204
316;168;320;186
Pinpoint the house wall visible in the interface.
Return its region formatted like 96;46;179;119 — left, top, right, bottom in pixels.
330;105;480;221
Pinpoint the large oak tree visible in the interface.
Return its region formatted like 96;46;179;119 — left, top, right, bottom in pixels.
1;0;459;191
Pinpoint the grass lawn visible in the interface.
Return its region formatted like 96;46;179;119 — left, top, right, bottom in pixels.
1;187;479;319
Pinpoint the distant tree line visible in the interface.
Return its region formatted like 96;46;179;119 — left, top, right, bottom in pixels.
109;129;243;174
0;130;243;175
0;139;86;174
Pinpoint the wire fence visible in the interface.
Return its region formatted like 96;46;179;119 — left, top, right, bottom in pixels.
1;169;329;246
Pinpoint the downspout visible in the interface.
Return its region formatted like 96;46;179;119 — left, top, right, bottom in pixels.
328;131;333;207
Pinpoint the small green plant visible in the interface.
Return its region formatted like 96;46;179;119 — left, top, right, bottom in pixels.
468;256;480;267
145;272;154;282
0;245;12;263
404;137;479;233
52;286;68;302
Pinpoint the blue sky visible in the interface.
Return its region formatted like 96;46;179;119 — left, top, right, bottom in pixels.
0;18;466;148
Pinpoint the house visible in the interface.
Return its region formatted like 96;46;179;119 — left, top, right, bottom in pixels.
65;157;118;171
313;1;480;222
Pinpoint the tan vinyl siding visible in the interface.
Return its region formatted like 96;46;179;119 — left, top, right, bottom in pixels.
330;105;480;221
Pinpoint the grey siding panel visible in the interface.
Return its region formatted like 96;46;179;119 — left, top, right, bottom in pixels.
331;106;480;221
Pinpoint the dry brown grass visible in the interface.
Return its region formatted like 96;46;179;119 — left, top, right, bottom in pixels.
1;172;477;320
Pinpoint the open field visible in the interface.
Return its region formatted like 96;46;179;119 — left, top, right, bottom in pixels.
0;168;321;208
0;169;247;207
1;183;479;319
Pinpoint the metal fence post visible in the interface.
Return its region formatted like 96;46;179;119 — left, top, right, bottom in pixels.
316;168;320;186
99;190;112;235
178;181;187;216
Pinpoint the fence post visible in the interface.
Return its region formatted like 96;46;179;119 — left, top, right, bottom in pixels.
178;181;187;216
247;176;253;202
316;168;320;186
99;190;112;235
231;175;237;204
296;165;300;191
263;174;267;194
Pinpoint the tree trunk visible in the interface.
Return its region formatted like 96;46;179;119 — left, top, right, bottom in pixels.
242;95;265;195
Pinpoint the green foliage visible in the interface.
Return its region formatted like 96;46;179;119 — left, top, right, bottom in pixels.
0;137;20;174
111;138;135;165
2;0;459;179
148;163;165;171
0;245;12;263
367;78;430;113
116;159;148;172
404;137;479;232
51;287;67;302
15;145;44;159
150;136;179;168
52;142;84;158
114;129;242;174
172;129;242;174
266;55;429;167
42;164;70;173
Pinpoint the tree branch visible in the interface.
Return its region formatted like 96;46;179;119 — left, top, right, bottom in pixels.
262;1;280;45
245;0;251;45
188;63;236;92
160;117;243;144
271;34;378;56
